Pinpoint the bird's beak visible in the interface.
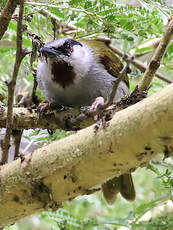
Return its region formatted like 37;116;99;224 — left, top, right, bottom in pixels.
40;47;61;57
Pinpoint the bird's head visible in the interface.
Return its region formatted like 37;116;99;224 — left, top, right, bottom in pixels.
40;38;94;79
40;38;83;59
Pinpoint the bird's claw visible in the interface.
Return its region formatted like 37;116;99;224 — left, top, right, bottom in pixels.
90;97;105;112
37;102;50;113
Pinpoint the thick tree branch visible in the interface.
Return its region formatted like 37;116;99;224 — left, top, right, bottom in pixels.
0;0;19;40
0;83;173;227
0;106;94;130
0;88;146;131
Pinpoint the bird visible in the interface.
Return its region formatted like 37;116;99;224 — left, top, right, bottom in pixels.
37;38;136;204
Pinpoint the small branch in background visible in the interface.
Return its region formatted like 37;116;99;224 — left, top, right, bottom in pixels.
0;40;16;48
27;31;44;105
109;44;173;84
0;92;5;103
31;71;39;105
1;0;27;165
0;0;19;40
139;18;173;91
12;129;23;159
51;18;57;40
39;9;85;35
28;31;44;67
106;55;132;107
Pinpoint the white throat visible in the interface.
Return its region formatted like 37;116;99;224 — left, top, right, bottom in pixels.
62;43;94;78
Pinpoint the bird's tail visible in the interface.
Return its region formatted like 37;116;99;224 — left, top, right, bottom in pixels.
102;173;136;205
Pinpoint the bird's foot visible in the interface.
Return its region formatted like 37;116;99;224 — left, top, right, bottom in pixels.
37;102;50;113
90;97;105;113
89;97;113;132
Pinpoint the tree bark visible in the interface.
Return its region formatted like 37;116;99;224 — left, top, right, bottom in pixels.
0;83;173;227
0;106;94;130
0;0;19;40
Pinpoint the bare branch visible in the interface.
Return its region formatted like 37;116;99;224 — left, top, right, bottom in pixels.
0;106;94;131
0;0;19;40
0;89;147;131
0;40;16;47
0;83;173;227
39;9;85;34
109;44;173;84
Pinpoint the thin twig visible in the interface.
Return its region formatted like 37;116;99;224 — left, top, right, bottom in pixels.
31;71;39;105
39;9;85;34
25;2;104;21
109;44;173;84
139;18;173;91
1;0;26;165
106;55;132;107
12;129;23;159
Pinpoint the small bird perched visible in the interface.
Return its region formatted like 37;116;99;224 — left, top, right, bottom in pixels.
37;38;136;204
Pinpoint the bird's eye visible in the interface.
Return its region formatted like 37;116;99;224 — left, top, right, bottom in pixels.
66;43;72;52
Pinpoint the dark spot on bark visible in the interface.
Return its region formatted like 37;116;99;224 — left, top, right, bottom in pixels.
31;181;51;204
159;136;172;142
64;175;67;179
67;192;70;196
136;152;147;161
108;142;114;153
113;163;116;167
140;162;148;167
129;167;136;172
151;151;154;155
13;195;19;202
73;190;76;193
71;176;77;183
78;186;81;190
51;61;75;88
119;163;123;166
163;145;173;159
149;60;160;69
145;146;151;151
27;108;33;113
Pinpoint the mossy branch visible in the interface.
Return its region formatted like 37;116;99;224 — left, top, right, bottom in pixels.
0;83;173;227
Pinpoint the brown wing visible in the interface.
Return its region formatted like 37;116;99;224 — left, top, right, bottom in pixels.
81;40;129;87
